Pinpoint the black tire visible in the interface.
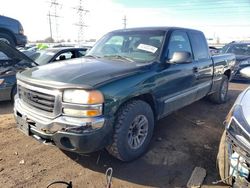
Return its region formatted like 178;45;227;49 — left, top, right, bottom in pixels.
107;100;154;161
209;75;229;104
0;33;15;46
11;85;17;102
217;130;233;185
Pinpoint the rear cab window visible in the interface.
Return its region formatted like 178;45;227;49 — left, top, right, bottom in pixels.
188;31;210;60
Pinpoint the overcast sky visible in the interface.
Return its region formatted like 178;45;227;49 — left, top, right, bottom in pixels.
1;0;250;42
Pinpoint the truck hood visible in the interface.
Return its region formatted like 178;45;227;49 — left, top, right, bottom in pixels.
18;57;148;88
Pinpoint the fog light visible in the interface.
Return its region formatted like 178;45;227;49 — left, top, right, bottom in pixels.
63;108;102;117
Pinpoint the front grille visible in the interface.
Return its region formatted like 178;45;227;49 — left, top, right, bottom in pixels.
18;85;55;113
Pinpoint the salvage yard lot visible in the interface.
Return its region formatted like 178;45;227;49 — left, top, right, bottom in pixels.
0;82;249;188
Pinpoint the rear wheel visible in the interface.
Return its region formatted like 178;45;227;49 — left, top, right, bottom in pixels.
0;33;15;46
217;130;233;185
107;100;154;161
209;75;229;104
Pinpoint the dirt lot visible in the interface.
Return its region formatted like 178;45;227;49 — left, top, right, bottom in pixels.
0;82;249;188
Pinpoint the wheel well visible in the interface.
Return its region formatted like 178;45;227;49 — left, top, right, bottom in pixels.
10;84;17;101
116;94;157;119
0;28;16;44
224;69;231;79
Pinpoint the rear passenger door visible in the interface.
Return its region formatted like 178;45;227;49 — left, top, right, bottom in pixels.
188;31;213;100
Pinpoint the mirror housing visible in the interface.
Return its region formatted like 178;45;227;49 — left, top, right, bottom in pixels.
240;67;250;78
168;51;192;64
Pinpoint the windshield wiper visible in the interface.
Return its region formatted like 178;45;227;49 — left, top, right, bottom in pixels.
103;55;134;62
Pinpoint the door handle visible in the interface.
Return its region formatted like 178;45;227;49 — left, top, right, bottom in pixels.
193;67;198;73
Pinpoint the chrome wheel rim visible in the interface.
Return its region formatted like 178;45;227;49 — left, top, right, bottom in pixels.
127;115;148;149
221;79;228;101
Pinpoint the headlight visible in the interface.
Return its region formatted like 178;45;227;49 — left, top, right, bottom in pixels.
240;60;250;65
63;89;104;104
62;89;104;117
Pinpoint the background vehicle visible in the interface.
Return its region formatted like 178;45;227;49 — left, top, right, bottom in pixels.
0;15;27;47
0;41;35;101
14;27;235;161
209;46;220;55
0;45;88;101
22;47;89;65
217;67;250;186
220;42;250;80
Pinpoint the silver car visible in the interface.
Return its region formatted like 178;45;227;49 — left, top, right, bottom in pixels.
217;67;250;186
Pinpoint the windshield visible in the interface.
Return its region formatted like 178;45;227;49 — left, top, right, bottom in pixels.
223;44;250;56
29;50;56;65
87;30;165;63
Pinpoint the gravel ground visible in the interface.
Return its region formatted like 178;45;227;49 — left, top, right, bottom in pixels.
0;82;249;188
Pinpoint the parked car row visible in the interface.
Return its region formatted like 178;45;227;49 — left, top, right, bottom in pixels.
22;47;89;65
0;41;89;101
1;24;250;187
220;41;250;80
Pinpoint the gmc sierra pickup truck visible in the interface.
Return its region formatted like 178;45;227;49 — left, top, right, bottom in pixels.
14;27;235;161
0;15;27;47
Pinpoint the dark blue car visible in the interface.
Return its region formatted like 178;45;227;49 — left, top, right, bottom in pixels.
0;41;35;101
0;15;27;47
220;42;250;80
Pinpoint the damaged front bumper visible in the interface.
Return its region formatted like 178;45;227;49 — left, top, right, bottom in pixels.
14;98;113;153
226;131;250;178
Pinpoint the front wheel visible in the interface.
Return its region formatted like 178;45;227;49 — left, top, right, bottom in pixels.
209;75;229;104
0;33;15;46
107;100;154;161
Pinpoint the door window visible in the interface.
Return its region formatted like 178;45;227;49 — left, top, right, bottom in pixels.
167;31;192;59
55;51;75;61
78;49;87;57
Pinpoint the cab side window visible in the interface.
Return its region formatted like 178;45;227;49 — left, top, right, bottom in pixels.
167;30;192;59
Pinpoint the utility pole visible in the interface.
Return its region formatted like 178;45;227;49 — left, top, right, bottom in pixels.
47;0;62;42
123;15;127;29
48;11;52;40
74;0;89;43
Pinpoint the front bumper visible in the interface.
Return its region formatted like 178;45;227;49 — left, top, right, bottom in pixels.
226;130;250;180
14;98;113;153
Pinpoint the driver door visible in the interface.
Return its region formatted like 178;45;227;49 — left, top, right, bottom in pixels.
154;30;197;117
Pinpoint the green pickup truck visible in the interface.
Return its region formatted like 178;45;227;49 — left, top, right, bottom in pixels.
14;27;235;161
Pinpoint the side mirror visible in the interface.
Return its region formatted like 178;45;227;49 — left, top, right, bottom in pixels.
168;51;192;64
240;67;250;78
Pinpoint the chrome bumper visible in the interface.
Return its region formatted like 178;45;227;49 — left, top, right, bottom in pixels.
14;98;105;135
14;98;114;153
